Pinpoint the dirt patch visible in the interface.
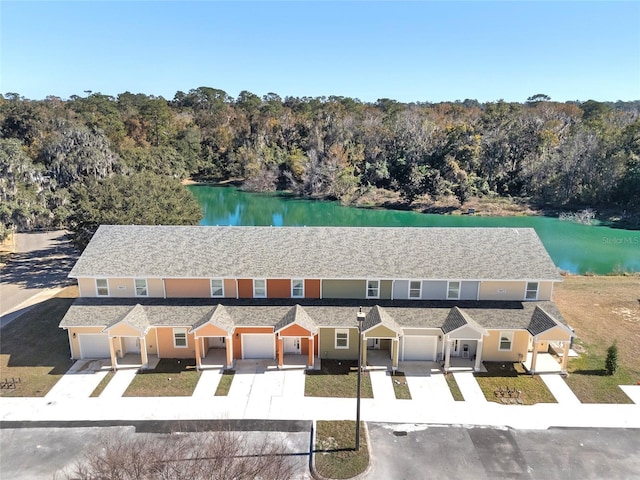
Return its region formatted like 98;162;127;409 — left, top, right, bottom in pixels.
554;275;640;377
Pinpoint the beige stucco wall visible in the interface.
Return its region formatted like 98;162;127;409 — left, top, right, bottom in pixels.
478;281;528;301
107;323;142;337
224;279;237;298
481;330;530;362
66;326;105;358
364;324;397;339
321;280;365;299
380;280;392;300
77;278;96;297
535;326;572;342
164;279;210;298
107;278;135;297
537;281;554;301
319;327;359;359
147;278;164;297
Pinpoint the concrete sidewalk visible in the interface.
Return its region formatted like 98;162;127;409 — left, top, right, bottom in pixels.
541;374;581;404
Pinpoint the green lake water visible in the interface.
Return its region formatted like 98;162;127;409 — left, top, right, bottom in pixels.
188;185;640;275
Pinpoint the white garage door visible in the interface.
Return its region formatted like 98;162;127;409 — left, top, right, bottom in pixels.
403;336;437;361
79;334;111;358
242;334;275;359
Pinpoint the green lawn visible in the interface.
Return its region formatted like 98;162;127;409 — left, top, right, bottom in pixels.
305;360;373;398
0;288;76;397
474;362;556;405
314;421;369;479
123;358;201;397
445;373;464;401
565;341;634;404
391;372;411;399
214;369;235;396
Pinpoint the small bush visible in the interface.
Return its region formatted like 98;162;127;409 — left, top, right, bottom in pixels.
605;341;618;375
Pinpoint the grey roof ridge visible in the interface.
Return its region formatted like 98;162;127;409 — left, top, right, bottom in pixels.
275;304;318;334
103;304;148;332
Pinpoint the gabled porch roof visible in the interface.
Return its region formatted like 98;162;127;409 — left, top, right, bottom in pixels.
362;305;401;337
441;306;488;339
103;304;150;336
189;304;234;336
274;304;317;335
527;305;573;339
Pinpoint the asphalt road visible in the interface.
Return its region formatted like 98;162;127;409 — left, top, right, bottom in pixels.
367;423;640;479
0;230;78;326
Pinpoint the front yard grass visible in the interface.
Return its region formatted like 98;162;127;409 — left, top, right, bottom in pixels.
0;286;77;397
564;340;634;404
391;372;411;399
305;360;373;398
475;362;556;405
214;369;235;396
314;420;369;479
445;373;464;401
123;358;200;397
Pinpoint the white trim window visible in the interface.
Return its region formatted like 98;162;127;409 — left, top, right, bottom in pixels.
525;282;539;300
499;331;514;351
291;279;304;298
366;280;379;299
210;279;224;298
135;278;148;297
253;279;266;298
335;329;349;349
173;328;188;348
96;278;109;297
409;280;421;299
447;281;461;300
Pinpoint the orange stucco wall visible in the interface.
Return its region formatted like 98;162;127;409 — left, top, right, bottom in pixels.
305;279;321;299
164;279;210;298
279;324;312;337
156;327;197;358
267;279;290;298
194;323;229;337
224;279;237;298
232;327;274;358
237;279;253;298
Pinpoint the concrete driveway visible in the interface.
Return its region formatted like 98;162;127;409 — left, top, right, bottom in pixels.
366;423;640;479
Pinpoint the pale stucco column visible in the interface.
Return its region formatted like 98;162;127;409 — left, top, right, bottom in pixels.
392;338;399;372
278;337;284;368
561;341;569;373
226;335;233;369
140;336;148;369
361;336;367;367
194;336;202;370
530;339;539;374
108;337;118;371
474;339;483;371
308;336;314;368
444;338;452;372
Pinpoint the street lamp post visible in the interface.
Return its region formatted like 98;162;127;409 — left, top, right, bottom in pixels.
355;307;365;451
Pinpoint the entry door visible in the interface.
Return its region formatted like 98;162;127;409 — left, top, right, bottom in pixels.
367;338;380;350
284;337;301;354
124;337;140;354
452;340;460;357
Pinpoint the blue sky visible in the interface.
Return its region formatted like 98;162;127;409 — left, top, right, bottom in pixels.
1;1;639;103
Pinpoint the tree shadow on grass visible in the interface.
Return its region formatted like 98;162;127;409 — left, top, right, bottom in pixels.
571;369;609;376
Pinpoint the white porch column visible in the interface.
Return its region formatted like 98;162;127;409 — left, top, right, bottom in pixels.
561;341;570;373
140;336;149;369
444;337;452;372
194;336;202;370
474;339;483;371
226;335;233;369
308;336;314;368
391;337;399;372
108;337;119;371
530;338;539;374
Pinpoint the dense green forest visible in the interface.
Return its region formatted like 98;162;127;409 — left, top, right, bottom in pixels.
1;89;639;241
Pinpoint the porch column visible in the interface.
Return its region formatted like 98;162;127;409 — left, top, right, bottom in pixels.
391;337;399;372
444;338;452;372
140;336;149;369
194;336;202;370
561;341;570;373
474;339;483;371
361;336;367;367
108;337;118;371
308;336;314;368
225;335;233;369
530;339;539;375
278;336;284;368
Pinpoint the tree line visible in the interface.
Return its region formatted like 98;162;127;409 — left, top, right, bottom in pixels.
1;88;639;241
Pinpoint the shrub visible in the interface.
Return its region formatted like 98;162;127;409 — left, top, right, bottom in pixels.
605;341;618;375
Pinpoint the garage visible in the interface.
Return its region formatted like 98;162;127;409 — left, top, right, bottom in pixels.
242;334;275;359
78;334;111;359
403;336;437;361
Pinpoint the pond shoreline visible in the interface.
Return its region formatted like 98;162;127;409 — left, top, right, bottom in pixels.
183;178;639;229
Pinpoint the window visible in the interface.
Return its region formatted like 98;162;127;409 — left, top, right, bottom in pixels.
335;329;349;349
291;279;304;298
366;280;379;299
499;331;514;351
135;278;148;297
409;281;421;299
210;279;224;297
525;282;539;300
253;279;266;298
173;328;187;348
96;278;109;296
447;281;460;300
